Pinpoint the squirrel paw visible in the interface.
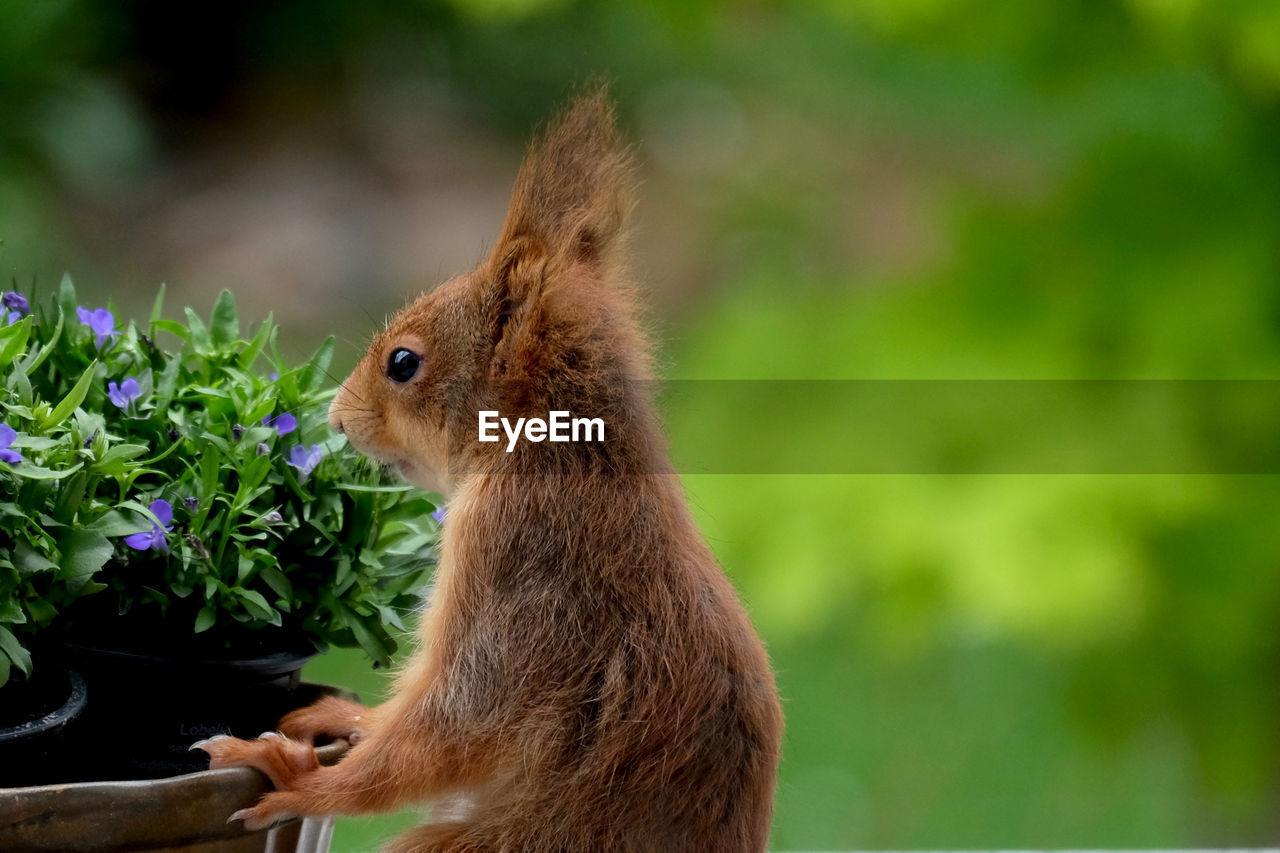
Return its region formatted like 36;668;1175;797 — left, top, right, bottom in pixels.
194;732;319;792
278;695;370;746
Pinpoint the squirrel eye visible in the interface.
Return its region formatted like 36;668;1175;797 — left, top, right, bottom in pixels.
386;348;422;384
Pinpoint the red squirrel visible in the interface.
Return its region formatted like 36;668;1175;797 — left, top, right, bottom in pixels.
197;88;783;853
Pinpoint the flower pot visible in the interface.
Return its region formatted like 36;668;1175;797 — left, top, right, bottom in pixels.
65;643;317;782
0;666;88;789
0;739;348;853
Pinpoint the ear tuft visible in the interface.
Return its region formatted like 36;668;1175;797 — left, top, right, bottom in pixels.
492;84;636;274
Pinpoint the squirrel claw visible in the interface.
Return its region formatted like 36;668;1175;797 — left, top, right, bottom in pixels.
190;734;230;752
230;806;291;832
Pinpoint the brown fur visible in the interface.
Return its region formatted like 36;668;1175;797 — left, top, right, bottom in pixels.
200;87;783;852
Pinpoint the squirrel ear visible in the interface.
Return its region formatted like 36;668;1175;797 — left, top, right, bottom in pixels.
485;234;547;379
490;85;635;276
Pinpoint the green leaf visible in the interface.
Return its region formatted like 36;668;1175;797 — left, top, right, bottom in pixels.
348;612;389;663
301;335;336;393
199;451;220;512
194;605;216;633
0;315;31;367
57;274;78;324
236;588;280;625
43;359;98;427
7;360;32;404
152;319;188;341
19;307;62;374
53;470;88;520
90;443;151;476
10;461;84;481
210;289;240;347
56;529;114;591
0;596;24;623
200;432;233;456
334;554;353;589
0;626;32;676
87;510;147;537
260;566;293;601
13;541;58;576
374;603;407;633
238;313;274;370
184;307;211;353
333;482;416;493
25;599;55;625
149;281;167;334
16;436;62;453
153;351;183;411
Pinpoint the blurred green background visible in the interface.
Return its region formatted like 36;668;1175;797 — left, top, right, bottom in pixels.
5;0;1280;848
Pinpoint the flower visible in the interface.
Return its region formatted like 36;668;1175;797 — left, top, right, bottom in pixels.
2;291;29;316
107;377;142;412
4;310;18;326
124;499;174;553
0;424;22;465
76;306;119;349
431;505;446;525
262;412;297;435
183;496;199;511
286;444;324;482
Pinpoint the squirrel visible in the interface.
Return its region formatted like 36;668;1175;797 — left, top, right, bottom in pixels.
197;87;783;853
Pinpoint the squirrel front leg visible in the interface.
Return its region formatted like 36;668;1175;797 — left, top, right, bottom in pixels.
197;701;483;830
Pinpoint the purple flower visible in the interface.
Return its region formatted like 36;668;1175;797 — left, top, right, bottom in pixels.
76;306;119;349
4;311;18;326
124;499;174;553
0;424;22;465
183;496;199;511
286;444;324;482
2;292;29;316
262;412;296;435
431;505;446;525
107;377;142;412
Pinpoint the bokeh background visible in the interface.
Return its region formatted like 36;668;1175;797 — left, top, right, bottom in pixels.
5;0;1280;849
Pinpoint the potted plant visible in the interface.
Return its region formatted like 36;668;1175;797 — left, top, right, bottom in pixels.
0;279;439;790
1;289;95;788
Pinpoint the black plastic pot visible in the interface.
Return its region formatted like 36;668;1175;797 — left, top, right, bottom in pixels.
0;666;88;788
65;644;315;782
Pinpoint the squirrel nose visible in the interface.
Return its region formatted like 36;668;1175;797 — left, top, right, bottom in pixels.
328;396;347;434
